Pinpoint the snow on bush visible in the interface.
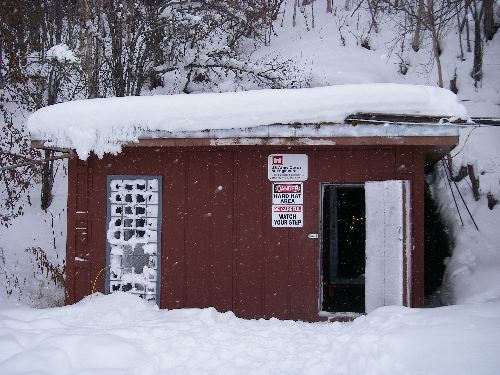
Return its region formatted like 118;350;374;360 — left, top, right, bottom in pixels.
46;44;79;64
0;161;67;308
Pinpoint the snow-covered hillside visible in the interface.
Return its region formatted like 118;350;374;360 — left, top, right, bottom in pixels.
256;2;500;117
437;126;500;304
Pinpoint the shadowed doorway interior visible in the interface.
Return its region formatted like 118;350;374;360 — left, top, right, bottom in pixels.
321;184;366;313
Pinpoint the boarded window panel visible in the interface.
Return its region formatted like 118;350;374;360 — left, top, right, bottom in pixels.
365;180;410;313
106;176;162;304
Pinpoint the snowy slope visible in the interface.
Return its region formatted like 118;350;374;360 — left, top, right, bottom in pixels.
436;126;500;305
255;2;500;117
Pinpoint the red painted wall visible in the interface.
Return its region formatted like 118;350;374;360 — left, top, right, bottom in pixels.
66;146;425;322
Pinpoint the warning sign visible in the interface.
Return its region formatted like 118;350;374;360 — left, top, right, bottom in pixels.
272;182;303;204
272;205;303;227
268;154;308;181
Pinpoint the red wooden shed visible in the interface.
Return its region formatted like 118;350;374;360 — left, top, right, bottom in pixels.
29;85;462;321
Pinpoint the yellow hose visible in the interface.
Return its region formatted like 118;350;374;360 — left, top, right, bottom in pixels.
91;266;108;297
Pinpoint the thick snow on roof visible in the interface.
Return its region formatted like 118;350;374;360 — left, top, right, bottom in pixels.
28;84;468;159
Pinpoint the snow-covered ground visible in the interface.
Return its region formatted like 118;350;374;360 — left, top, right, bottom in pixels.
0;292;498;375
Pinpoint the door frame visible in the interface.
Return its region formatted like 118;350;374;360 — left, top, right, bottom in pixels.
318;180;412;316
318;182;365;315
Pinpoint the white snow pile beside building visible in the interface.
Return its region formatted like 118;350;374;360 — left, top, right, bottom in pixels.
27;84;468;159
434;126;500;305
0;292;499;375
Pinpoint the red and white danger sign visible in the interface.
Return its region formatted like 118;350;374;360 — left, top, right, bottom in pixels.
272;205;303;227
272;182;303;204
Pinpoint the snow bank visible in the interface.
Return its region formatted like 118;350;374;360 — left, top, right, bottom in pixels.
0;293;499;374
27;84;468;159
434;126;500;305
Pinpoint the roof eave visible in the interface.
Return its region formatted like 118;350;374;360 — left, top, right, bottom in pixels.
30;122;459;161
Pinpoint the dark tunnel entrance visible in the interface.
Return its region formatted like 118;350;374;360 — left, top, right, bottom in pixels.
321;184;366;313
424;181;451;306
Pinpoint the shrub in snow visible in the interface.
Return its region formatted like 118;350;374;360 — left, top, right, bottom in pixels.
0;106;41;227
0;246;65;308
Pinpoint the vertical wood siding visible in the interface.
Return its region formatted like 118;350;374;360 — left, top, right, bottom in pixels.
66;146;425;321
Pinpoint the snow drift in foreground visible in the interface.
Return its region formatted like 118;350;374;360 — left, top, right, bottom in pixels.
27;84;468;159
0;293;499;375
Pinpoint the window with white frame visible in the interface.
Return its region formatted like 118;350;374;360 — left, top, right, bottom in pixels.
106;177;161;303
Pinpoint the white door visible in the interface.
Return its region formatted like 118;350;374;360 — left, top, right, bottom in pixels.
365;180;411;313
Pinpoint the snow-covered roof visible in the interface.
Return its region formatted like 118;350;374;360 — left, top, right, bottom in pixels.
28;84;467;159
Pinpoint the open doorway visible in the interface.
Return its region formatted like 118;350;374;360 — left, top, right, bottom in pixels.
321;184;366;313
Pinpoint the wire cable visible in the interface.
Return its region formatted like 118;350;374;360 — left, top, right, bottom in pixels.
451;126;479;158
441;160;464;226
443;158;480;231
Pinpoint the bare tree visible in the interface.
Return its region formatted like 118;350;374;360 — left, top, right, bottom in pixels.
412;0;425;51
81;0;104;99
367;0;381;33
426;0;443;87
150;0;298;93
483;0;496;40
381;0;461;87
0;107;40;226
327;0;333;13
469;0;485;85
293;0;298;26
0;0;82;213
455;3;468;60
